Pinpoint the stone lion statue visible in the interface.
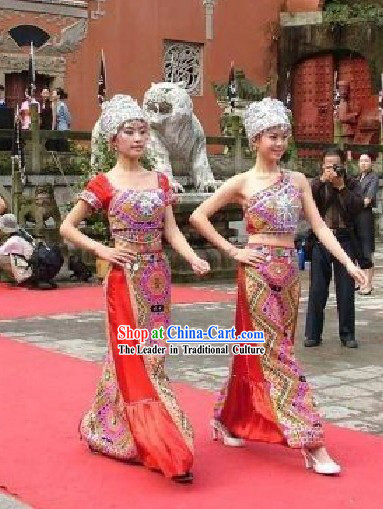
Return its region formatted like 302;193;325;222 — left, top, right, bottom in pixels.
143;81;217;192
19;184;61;232
91;83;217;192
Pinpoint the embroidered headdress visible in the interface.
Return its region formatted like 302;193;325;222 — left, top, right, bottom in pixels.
99;94;146;139
243;97;291;143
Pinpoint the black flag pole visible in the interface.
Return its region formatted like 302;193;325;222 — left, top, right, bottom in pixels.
228;61;237;110
11;107;26;178
98;49;106;105
11;106;25;218
11;106;19;159
28;41;36;97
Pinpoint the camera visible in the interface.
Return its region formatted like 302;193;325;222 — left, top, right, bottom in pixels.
333;164;346;177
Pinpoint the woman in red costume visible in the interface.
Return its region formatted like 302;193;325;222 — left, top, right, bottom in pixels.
60;94;209;483
190;98;365;475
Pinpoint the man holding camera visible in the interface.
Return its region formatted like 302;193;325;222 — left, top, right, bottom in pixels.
305;149;364;348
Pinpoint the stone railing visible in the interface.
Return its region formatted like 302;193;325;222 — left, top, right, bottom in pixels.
1;127;382;207
2;126;383;174
2;127;383;180
0;127;249;175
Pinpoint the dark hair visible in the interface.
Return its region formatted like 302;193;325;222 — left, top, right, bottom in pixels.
323;148;345;163
56;87;68;100
0;85;4;91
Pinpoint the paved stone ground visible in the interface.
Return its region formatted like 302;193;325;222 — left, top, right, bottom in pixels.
1;252;383;508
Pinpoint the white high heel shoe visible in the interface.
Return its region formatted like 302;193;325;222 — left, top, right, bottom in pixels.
210;419;245;447
302;449;341;475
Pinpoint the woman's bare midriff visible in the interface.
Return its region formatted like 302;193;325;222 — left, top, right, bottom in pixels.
114;238;162;254
248;233;295;249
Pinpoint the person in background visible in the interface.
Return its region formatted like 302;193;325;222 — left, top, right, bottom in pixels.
20;87;40;130
305;149;364;348
354;153;380;295
51;87;71;151
40;87;56;151
40;88;53;130
0;213;33;284
52;87;71;131
0;84;6;108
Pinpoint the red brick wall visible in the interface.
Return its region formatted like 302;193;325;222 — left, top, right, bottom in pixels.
285;0;321;11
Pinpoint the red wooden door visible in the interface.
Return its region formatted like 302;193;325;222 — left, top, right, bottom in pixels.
292;54;334;156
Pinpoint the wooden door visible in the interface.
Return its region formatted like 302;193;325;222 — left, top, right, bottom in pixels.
292;55;334;156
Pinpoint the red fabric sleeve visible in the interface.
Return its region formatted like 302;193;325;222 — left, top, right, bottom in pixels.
79;173;113;211
157;172;176;207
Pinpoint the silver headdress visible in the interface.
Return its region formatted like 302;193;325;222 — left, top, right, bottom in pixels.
243;97;291;142
99;94;146;139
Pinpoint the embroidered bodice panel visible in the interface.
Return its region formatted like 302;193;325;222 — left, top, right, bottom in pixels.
79;172;173;252
108;188;168;249
244;171;302;235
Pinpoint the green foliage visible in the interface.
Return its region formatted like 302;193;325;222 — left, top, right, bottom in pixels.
282;137;298;165
84;135;116;177
212;69;270;102
324;1;383;26
69;142;95;187
0;152;12;174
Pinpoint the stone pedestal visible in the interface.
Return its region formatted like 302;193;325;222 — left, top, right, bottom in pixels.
168;192;242;283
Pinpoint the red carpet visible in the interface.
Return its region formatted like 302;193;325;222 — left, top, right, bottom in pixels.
0;284;235;319
0;336;382;509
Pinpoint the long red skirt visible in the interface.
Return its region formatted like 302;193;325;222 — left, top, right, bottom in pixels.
79;255;193;477
215;245;324;449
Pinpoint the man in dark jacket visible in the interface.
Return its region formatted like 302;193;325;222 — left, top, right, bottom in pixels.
305;149;364;348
